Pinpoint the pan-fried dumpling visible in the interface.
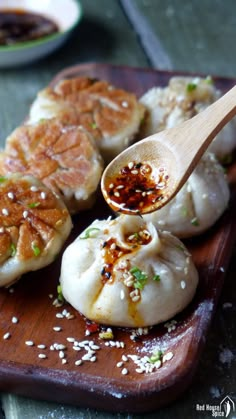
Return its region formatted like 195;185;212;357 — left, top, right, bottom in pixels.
143;153;230;238
0;119;103;214
140;76;236;162
60;215;198;327
28;77;145;163
0;173;72;287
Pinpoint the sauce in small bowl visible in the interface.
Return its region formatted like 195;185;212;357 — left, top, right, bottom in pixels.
0;9;59;46
0;0;82;68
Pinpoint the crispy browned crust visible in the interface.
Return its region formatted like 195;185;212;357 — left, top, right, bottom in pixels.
0;119;103;214
36;77;145;148
0;174;71;263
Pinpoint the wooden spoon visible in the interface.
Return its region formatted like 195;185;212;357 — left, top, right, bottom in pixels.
101;85;236;215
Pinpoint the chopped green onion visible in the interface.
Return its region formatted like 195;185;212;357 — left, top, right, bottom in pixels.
175;244;185;252
205;75;213;84
90;122;97;129
32;243;41;256
191;217;199;226
130;266;148;290
80;227;100;239
57;284;64;303
153;274;161;282
0;176;6;183
181;206;188;217
28;202;40;208
186;82;197;92
10;243;16;257
148;349;163;364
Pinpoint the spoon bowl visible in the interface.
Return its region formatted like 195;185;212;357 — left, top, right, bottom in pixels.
101;85;236;215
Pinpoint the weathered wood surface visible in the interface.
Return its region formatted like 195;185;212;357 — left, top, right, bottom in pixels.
0;0;236;418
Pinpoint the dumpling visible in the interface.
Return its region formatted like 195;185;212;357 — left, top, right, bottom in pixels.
60;215;198;327
0;119;103;214
140;76;236;162
28;77;145;163
143;153;230;238
0;173;72;287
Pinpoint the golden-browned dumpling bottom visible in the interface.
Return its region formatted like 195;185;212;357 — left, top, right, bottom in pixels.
0;119;104;214
60;215;198;327
28;77;145;163
0;173;72;287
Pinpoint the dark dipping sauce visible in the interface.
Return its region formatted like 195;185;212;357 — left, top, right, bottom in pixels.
106;161;169;214
0;9;59;46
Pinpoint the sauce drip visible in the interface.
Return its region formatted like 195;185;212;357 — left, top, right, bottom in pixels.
105;161;169;214
100;229;152;284
0;9;59;46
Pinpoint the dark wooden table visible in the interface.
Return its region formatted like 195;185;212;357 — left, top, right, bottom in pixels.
0;1;236;418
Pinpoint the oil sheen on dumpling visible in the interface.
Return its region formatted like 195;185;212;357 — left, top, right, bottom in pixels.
140;76;236;162
28;77;145;163
0;173;72;287
143;153;230;238
60;215;198;327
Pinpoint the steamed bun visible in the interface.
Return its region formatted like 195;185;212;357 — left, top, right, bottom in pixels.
60;215;198;327
143;153;230;238
140;76;236;162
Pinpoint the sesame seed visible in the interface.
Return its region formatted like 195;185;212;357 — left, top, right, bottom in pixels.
3;332;11;340
30;186;38;192
116;185;124;189
12;316;18;324
90;356;97;362
2;208;9;216
163;351;174;362
40;191;46;199
82;353;92;361
56;313;64;318
23;210;29;219
131;295;141;302
75;360;82;366
67;337;75;342
73;346;81;351
7;192;14;199
114;191;120;197
38;354;47;359
181;280;186;289
117;361;123;368
53;326;62;332
122;355;128;362
136;368;144;373
122;101;128;108
220;267;225;272
25;340;34;346
37;344;46;349
128;162;134;170
90;344;100;350
131;170;138;175
109;183;114;189
0;227;5;233
121;368;128;375
59;351;65;359
120;290;125;300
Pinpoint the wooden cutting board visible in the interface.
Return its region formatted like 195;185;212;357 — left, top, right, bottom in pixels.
0;63;236;414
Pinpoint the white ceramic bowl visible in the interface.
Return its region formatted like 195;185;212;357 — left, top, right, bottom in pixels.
0;0;82;68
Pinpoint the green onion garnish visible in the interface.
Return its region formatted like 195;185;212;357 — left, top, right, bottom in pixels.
28;202;40;208
32;243;41;256
80;227;100;239
130;266;148;290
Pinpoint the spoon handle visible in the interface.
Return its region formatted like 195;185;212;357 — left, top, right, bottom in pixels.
167;84;236;177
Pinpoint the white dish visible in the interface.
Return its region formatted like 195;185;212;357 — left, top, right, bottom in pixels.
0;0;82;68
